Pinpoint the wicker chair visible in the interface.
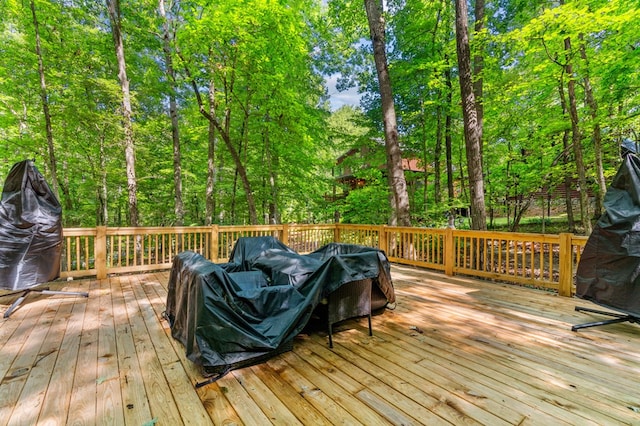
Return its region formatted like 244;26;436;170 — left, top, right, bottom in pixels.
327;279;373;348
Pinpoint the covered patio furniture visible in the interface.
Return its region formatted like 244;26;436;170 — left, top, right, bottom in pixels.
165;236;394;383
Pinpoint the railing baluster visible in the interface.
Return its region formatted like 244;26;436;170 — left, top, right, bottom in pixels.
58;225;587;296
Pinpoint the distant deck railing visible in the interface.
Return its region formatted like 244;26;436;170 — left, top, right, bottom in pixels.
60;224;588;297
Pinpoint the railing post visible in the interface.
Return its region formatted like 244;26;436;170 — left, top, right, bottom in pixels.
210;225;219;262
444;228;454;276
558;233;574;297
334;224;341;243
281;224;289;246
95;226;107;280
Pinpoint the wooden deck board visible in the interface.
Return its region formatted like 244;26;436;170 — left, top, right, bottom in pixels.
39;283;89;425
1;264;640;425
96;277;125;426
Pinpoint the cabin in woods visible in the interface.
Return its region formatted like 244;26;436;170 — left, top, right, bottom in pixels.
329;145;425;201
507;177;597;219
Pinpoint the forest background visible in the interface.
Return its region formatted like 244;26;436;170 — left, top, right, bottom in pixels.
1;0;638;235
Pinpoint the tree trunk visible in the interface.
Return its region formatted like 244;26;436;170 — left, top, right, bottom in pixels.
107;0;139;226
419;97;430;216
364;0;411;227
455;0;487;230
510;195;532;232
564;37;591;234
205;80;217;226
97;127;108;226
558;79;575;232
264;124;280;224
579;35;606;218
159;0;183;225
473;0;485;158
434;103;442;206
445;57;454;201
30;0;60;200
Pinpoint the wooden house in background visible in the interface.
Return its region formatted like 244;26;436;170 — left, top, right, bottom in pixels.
329;145;425;202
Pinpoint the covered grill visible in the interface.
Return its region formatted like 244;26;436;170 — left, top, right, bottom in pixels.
574;148;640;330
0;160;62;291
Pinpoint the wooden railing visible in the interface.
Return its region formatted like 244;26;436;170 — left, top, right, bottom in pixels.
59;224;588;297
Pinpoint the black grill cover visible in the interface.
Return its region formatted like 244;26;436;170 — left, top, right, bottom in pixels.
165;236;394;378
0;160;62;290
576;153;640;316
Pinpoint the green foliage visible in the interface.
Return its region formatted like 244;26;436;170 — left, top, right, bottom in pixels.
1;0;639;230
337;168;391;224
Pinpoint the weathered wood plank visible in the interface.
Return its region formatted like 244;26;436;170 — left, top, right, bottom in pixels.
111;275;152;425
17;299;71;424
3;296;58;426
266;356;364;425
67;279;100;426
143;273;232;425
294;338;455;425
249;363;332;426
392;276;634;420
3;265;640;425
37;284;89;425
0;294;44;424
132;273;212;425
96;277;125;426
389;265;640;424
216;371;272;425
120;275;184;425
230;367;303;425
278;350;392;425
352;320;566;426
307;331;508;426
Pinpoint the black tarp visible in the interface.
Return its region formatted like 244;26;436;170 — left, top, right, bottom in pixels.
576;152;640;316
165;236;394;378
0;160;62;290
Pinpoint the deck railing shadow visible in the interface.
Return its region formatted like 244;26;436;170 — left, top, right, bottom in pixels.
60;224;587;297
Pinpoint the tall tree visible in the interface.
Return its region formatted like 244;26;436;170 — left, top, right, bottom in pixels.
364;0;411;226
473;0;485;155
159;0;184;225
106;0;139;226
205;79;218;226
444;56;455;202
97;129;109;226
178;0;326;225
558;79;576;232
29;0;60;200
564;35;591;234
455;0;486;229
183;60;259;224
579;34;606;217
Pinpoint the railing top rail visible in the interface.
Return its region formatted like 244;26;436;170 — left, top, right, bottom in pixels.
374;225;448;235
289;224;336;229
63;228;98;236
217;225;283;231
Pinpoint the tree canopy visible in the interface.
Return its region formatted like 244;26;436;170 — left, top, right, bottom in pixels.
1;0;638;233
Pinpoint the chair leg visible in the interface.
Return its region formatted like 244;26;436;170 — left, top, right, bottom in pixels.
328;323;333;348
367;314;372;337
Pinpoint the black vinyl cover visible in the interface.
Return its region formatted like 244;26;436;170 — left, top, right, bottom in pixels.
576;152;640;316
165;236;394;377
0;160;62;290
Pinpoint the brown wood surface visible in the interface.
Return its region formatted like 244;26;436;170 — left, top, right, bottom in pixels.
1;265;639;425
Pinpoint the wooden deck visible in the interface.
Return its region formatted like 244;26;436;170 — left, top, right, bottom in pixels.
1;264;640;425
